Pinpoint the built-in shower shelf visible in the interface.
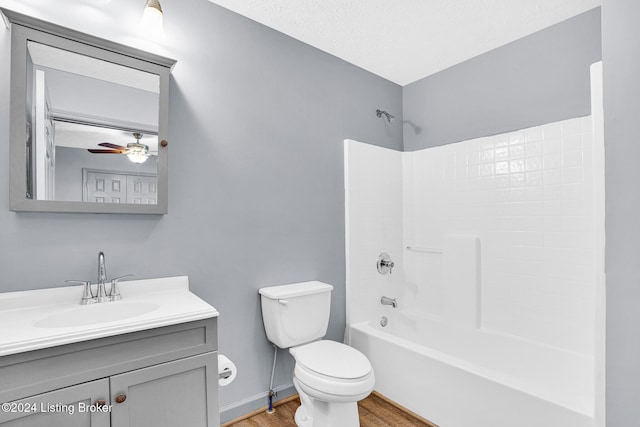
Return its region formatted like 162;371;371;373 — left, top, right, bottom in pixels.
406;246;443;254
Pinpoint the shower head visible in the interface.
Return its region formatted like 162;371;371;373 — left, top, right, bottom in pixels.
376;109;396;124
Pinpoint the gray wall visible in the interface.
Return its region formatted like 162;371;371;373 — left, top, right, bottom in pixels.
403;8;602;151
602;0;640;424
0;0;402;421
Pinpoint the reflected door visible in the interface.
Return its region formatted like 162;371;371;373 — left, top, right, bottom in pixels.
83;170;157;205
126;175;157;205
85;171;126;204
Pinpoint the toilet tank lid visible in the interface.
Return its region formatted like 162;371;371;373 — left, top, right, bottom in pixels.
259;281;333;299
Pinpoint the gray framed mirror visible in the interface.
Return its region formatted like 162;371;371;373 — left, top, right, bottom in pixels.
3;9;176;214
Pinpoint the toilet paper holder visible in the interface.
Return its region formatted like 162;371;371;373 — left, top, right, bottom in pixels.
218;353;237;386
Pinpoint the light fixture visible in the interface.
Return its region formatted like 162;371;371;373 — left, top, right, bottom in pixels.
126;133;151;164
127;150;150;164
141;0;164;39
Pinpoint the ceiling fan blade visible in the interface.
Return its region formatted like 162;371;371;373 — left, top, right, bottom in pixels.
98;142;127;150
88;149;125;154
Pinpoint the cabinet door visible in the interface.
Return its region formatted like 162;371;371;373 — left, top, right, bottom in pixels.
0;378;109;427
110;352;218;427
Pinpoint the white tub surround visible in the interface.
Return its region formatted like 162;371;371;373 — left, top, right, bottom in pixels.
344;141;404;334
0;276;218;356
344;63;604;427
400;114;598;354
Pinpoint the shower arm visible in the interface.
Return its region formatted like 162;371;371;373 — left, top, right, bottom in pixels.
376;109;396;124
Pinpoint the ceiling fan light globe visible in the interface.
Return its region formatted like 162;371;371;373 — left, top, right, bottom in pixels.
126;141;150;163
127;152;150;163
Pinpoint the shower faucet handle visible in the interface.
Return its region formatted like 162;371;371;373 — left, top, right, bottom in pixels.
377;253;395;275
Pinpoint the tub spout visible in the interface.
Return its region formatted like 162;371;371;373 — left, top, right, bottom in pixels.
381;296;397;308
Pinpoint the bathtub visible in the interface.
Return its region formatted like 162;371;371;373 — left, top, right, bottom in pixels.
349;310;595;427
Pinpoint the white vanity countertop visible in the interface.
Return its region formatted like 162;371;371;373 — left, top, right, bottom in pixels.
0;276;218;357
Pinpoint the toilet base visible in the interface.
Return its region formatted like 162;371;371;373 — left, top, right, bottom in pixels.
294;405;311;427
293;378;361;427
294;400;361;427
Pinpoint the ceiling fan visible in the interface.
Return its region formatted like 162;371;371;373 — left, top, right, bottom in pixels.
87;132;152;164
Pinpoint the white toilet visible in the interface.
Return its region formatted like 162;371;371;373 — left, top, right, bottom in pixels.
259;281;375;427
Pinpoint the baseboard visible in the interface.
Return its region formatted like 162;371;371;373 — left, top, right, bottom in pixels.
219;384;296;424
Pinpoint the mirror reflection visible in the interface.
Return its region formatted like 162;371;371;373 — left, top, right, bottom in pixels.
25;41;160;204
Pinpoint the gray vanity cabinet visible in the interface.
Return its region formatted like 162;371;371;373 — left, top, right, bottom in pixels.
0;319;219;427
110;353;216;427
0;379;110;427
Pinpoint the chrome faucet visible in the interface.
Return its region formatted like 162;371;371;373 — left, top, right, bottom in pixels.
66;251;132;304
96;252;108;303
381;296;397;308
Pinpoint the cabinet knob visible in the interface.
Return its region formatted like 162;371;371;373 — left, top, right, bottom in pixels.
115;393;127;404
95;399;107;407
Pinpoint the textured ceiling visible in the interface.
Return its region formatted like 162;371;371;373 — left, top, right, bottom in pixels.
207;0;601;86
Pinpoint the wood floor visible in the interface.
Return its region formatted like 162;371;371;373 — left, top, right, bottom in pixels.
222;392;438;427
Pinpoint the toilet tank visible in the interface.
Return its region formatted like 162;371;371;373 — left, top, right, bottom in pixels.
259;281;333;349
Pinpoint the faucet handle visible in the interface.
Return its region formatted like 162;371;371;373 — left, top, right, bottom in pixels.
386;260;395;274
66;280;95;305
377;253;395;275
109;274;133;301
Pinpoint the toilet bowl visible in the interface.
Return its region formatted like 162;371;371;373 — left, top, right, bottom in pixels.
259;281;375;427
290;340;375;427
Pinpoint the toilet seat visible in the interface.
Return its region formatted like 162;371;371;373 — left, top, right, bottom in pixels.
291;340;375;400
293;340;372;379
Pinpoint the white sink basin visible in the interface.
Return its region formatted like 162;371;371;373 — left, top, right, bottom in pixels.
33;302;160;328
0;276;218;356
